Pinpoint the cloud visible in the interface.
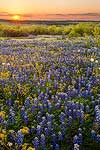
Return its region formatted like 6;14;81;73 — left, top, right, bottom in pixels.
45;13;100;20
47;13;100;17
0;11;100;20
0;11;34;19
0;11;11;17
69;13;100;17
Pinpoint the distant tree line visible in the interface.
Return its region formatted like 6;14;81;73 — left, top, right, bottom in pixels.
0;23;100;37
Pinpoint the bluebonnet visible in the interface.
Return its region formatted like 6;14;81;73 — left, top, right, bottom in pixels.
31;105;36;114
94;105;100;124
8;109;16;125
8;131;15;144
30;126;35;134
68;116;73;126
36;125;41;136
91;130;96;140
38;103;44;112
52;133;57;144
78;128;82;134
7;99;12;107
47;121;52;132
85;105;90;113
67;109;72;116
95;134;100;143
55;144;60;150
16;130;24;146
23;111;29;125
78;133;83;144
73;135;78;144
61;121;66;135
58;131;63;141
24;97;30;109
20;106;25;119
44;127;49;136
33;137;39;149
59;112;66;122
40;134;46;147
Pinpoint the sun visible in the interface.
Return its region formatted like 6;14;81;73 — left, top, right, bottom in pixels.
12;15;21;21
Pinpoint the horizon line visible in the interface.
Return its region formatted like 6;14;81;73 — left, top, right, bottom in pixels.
0;18;100;22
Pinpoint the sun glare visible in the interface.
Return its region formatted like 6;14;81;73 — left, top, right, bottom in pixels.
12;15;21;20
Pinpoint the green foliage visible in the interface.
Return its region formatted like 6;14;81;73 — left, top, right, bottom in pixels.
0;22;100;37
93;25;100;36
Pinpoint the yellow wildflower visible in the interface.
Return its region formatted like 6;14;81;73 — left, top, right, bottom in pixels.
0;133;6;140
7;142;13;147
22;143;28;150
27;147;35;150
84;114;89;120
21;127;29;135
2;129;6;135
0;111;5;118
9;130;14;133
0;71;10;79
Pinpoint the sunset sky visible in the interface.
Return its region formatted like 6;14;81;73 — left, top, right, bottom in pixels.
0;0;100;20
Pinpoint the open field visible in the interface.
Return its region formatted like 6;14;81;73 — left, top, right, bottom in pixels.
0;35;100;150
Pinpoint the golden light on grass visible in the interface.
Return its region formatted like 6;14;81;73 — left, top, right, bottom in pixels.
12;15;21;21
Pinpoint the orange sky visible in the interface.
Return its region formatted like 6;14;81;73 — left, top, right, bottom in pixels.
0;0;100;20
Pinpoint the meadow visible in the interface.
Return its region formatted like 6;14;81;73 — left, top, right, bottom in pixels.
0;23;100;150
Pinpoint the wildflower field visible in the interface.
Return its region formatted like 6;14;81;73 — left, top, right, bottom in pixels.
0;34;100;150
